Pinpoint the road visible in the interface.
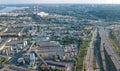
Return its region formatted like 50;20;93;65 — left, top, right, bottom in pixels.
8;50;26;64
8;42;32;65
100;39;107;71
85;29;99;71
99;27;120;71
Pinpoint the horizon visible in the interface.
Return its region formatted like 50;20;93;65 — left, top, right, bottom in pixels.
1;0;120;4
1;3;120;5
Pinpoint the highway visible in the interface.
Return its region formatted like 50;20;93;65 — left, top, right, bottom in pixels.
85;29;99;71
100;39;107;71
99;27;120;71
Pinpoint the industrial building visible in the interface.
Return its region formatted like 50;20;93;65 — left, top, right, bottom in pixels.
31;41;64;58
41;60;71;71
0;38;27;56
2;27;23;36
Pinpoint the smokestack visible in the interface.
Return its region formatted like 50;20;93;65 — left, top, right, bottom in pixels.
34;1;38;15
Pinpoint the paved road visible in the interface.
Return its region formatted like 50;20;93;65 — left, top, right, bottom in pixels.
8;43;31;65
99;27;120;71
85;29;100;71
100;39;107;71
8;50;26;64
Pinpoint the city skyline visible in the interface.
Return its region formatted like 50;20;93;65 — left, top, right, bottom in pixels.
1;0;120;4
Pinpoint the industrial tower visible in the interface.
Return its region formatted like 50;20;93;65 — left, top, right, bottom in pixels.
34;1;38;15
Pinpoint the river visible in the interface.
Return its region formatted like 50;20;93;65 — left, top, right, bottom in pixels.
0;7;28;13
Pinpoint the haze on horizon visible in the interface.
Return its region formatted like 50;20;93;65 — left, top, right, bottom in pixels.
0;0;120;4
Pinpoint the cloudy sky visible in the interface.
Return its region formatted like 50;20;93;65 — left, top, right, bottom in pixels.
0;0;120;4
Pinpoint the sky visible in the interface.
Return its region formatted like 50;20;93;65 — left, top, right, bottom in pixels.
0;0;120;4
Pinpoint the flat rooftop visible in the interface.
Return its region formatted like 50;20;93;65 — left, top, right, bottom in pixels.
4;27;22;34
1;65;29;71
31;41;64;56
46;60;67;67
35;41;59;48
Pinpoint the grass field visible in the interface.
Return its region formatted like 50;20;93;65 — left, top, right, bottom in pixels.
108;37;120;55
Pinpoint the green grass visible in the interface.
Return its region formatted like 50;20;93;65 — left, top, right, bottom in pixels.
108;37;120;54
74;40;90;71
74;31;92;71
114;31;119;37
